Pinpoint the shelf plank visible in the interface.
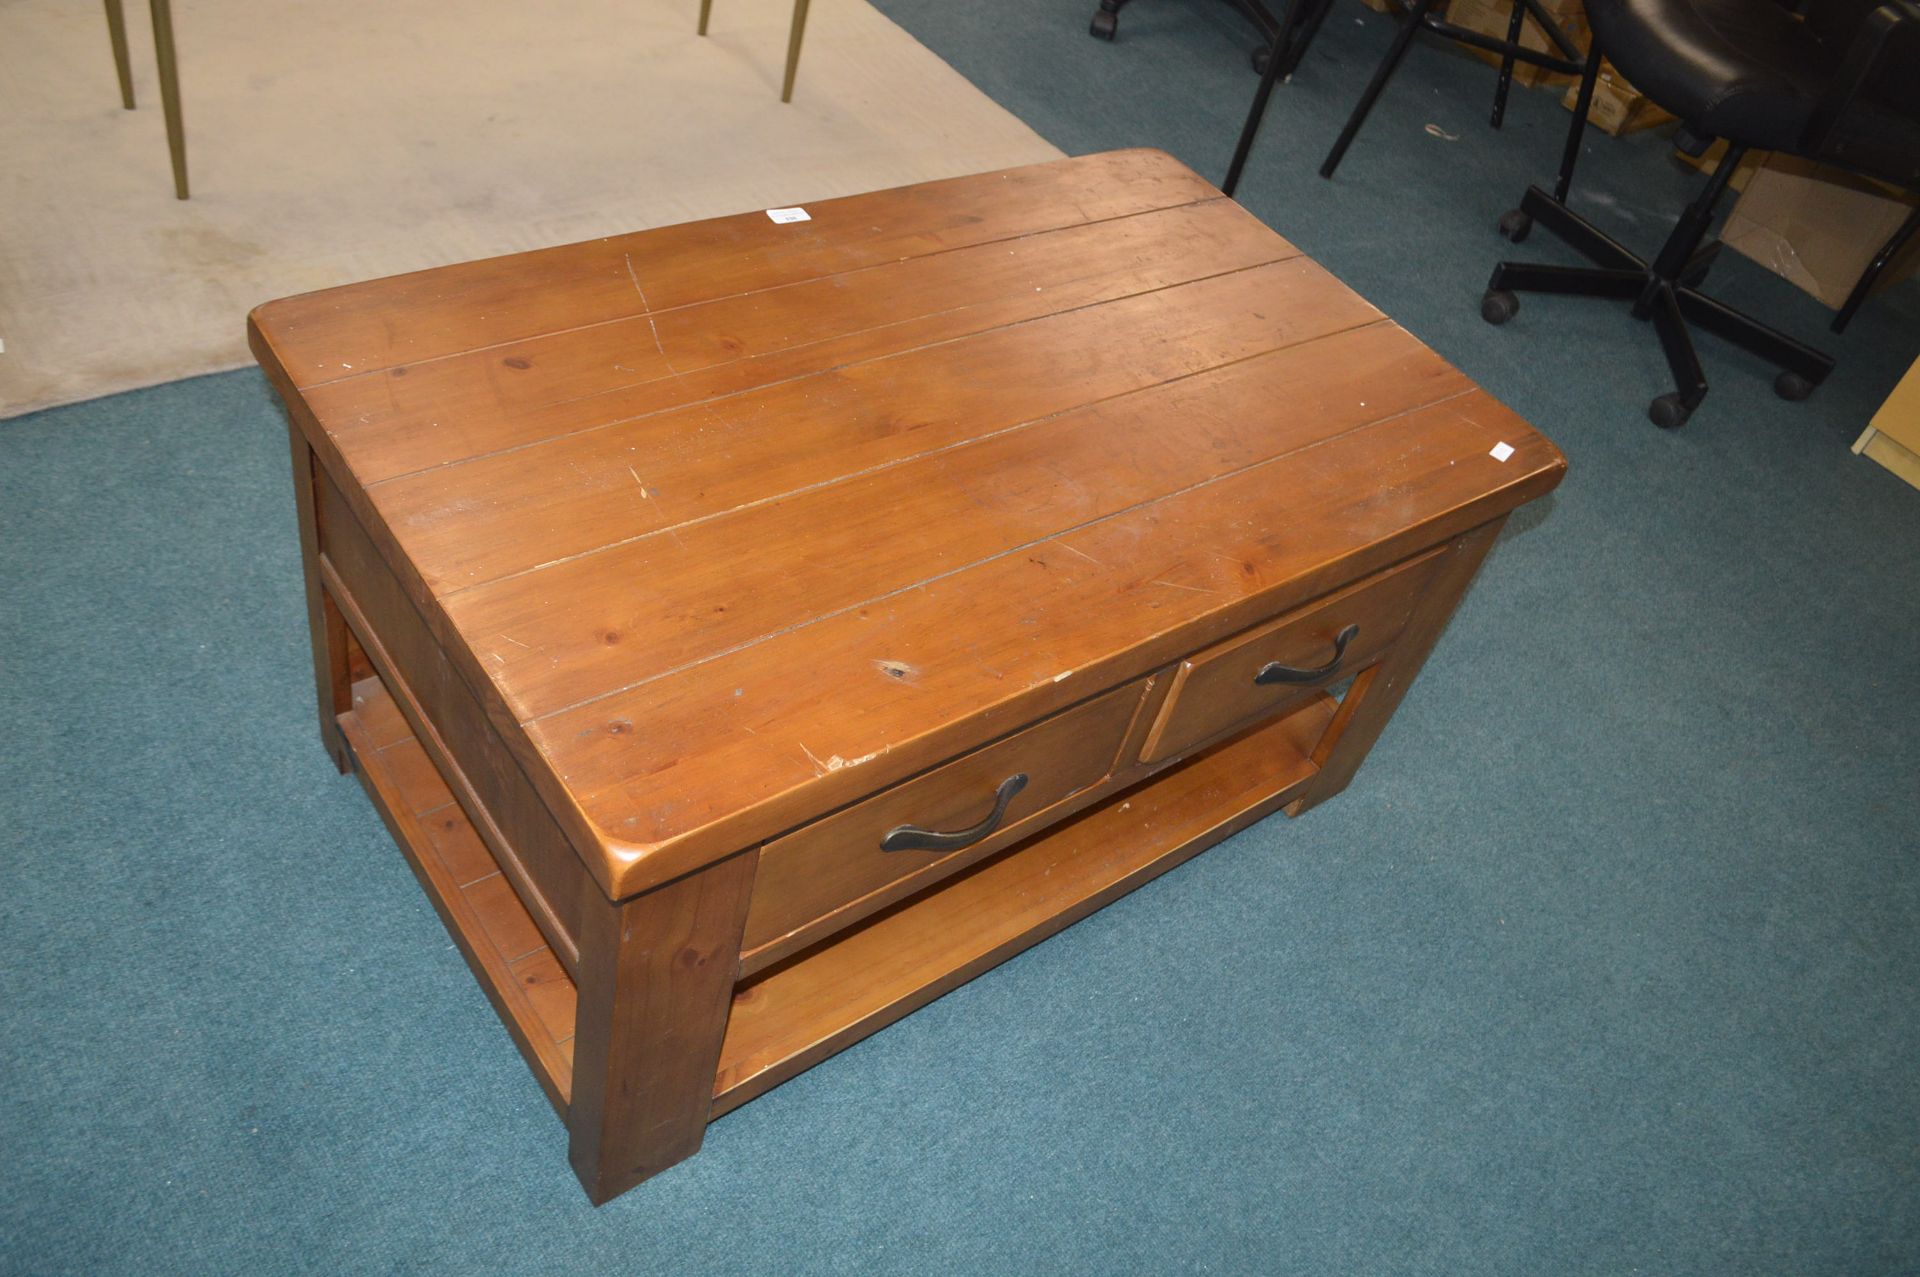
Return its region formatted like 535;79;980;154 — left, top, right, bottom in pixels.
710;693;1336;1116
341;678;577;1112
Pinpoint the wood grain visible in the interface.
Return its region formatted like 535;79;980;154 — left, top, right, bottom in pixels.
429;282;1416;727
566;851;756;1205
337;678;575;1113
712;693;1337;1114
1137;544;1446;763
319;469;588;968
1282;517;1509;817
741;677;1146;960
370;257;1375;594
252;149;1218;388
254;150;1566;901
306;198;1293;485
285;422;351;772
260;150;1568;1205
530;389;1561;898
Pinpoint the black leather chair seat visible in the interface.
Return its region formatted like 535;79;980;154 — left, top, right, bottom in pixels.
1592;0;1847;149
1482;0;1916;425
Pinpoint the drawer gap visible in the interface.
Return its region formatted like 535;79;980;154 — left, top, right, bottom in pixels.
709;690;1338;1117
338;671;577;1114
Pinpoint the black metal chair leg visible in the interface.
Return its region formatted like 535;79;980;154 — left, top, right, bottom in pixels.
1648;284;1709;410
1832;206;1919;334
1223;0;1303;196
1089;0;1130;40
1553;44;1603;202
1489;262;1645;296
1319;0;1438;179
1280;0;1339;75
1490;0;1527;127
1679;240;1722;288
1517;185;1642;269
1675;288;1836;384
1519;0;1584;58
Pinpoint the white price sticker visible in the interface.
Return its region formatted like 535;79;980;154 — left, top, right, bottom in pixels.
1489;441;1515;462
766;206;811;224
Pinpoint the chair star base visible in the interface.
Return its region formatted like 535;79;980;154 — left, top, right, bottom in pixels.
1483;179;1834;429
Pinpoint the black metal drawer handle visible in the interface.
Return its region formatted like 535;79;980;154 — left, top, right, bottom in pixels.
881;773;1029;853
1253;623;1359;685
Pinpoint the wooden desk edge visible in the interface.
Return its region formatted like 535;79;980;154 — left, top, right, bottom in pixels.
572;451;1566;899
251;245;1570;909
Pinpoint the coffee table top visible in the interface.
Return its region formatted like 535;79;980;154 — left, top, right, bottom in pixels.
251;149;1564;900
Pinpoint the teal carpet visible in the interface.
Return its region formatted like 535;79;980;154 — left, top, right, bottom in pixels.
4;2;1917;1271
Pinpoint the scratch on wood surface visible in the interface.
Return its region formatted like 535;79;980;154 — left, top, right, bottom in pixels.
628;466;650;497
799;740;881;776
624;252;677;373
1054;541;1105;568
1152;578;1216;595
501;635;531;649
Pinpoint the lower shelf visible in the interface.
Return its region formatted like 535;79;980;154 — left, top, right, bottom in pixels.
711;691;1333;1113
338;678;576;1111
338;673;1335;1127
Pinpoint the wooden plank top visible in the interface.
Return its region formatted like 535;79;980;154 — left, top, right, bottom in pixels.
250;149;1566;902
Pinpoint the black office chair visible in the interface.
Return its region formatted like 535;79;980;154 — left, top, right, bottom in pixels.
1835;204;1919;331
1091;0;1295;73
1223;0;1587;192
1480;0;1920;427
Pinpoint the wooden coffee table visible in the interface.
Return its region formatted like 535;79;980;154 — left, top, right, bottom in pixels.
250;149;1564;1205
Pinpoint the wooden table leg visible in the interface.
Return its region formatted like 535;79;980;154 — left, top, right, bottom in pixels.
568;851;758;1205
104;0;136;109
148;0;188;199
1285;516;1506;816
286;423;352;774
781;0;811;103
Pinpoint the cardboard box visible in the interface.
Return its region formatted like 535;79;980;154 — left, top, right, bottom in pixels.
1853;356;1920;491
1721;155;1920;311
1559;61;1675;135
1446;0;1587;89
1671;140;1767;194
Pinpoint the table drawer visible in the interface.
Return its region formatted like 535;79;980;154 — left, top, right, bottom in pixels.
1137;548;1446;765
741;679;1149;962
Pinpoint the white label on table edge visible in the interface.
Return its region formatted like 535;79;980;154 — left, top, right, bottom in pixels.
1490;441;1516;462
766;207;811;224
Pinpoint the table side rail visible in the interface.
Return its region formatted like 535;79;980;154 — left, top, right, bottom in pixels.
335;685;576;1112
317;470;589;975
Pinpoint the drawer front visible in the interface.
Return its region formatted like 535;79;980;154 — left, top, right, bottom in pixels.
742;679;1149;960
1138;548;1445;765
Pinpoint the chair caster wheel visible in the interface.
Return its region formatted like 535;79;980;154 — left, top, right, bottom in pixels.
1251;44;1271;74
1774;370;1814;401
1648;393;1692;429
1497;209;1532;243
1090;9;1117;39
1480;289;1519;325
